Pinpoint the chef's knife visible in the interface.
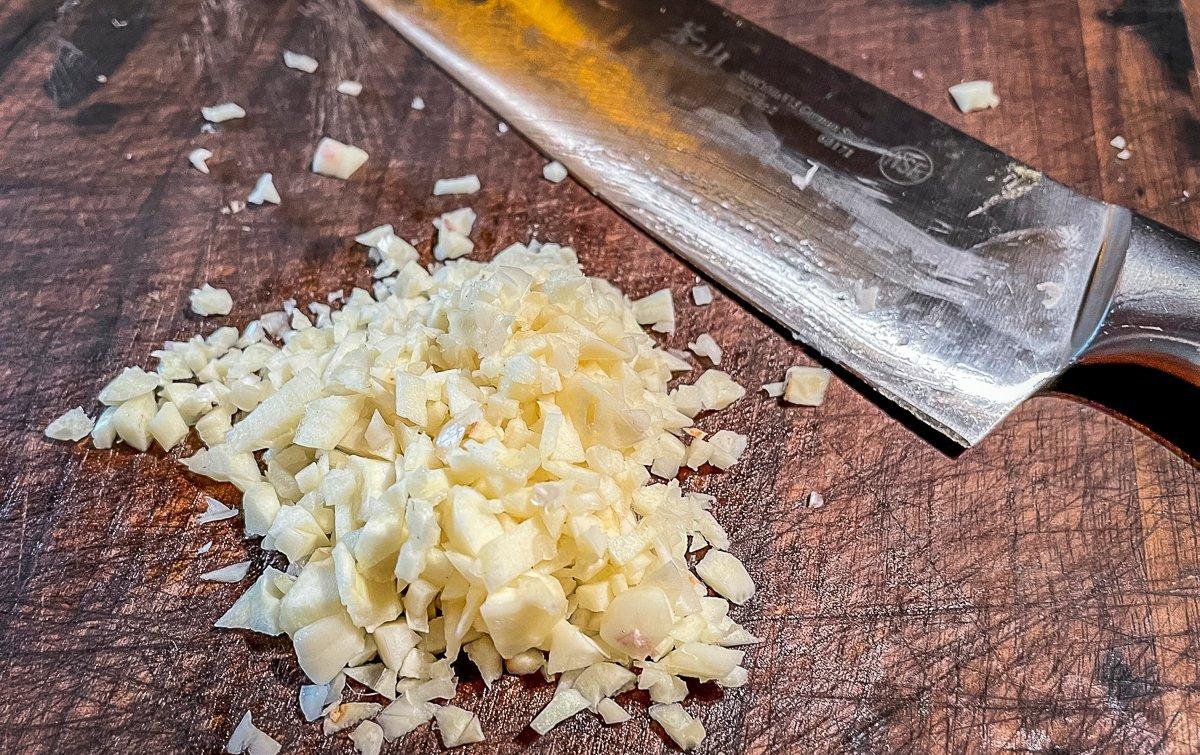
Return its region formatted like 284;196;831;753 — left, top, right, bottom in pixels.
365;0;1200;448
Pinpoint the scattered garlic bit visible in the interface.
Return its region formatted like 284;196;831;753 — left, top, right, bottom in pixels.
648;703;705;751
691;285;713;306
283;50;318;73
687;333;722;365
434;706;485;747
806;491;825;509
45;407;95;441
1116;148;1132;161
202;102;246;123
349;720;383;755
225;711;282;755
948;80;999;113
761;381;785;398
696;550;755;605
311;137;369;180
221;200;246;216
337;80;363;97
190;283;233;316
197;540;213;554
542;160;568;183
1110;135;1127;150
791;160;819;190
410;96;425;110
852;280;878;314
1036;281;1063;309
247;173;281;205
497;122;509;134
632;289;675;334
69;228;757;752
433;174;480;195
201;561;252;583
188;148;213;174
197;497;239;524
782;366;831;407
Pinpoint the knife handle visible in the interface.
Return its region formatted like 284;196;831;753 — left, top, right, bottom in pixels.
1078;214;1200;384
1063;215;1200;457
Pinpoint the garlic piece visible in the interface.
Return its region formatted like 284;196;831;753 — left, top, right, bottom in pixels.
597;698;631;724
696;550;755;605
349;720;383;755
149;402;188;450
225;710;282;755
648;703;705;750
247;173;280;205
691;285;713;306
283;50;318;73
197;496;239;524
201;102;246;123
201;561;252;583
687;333;722;365
598;586;673;660
433;230;473;261
948;80;1000;113
45;407;95;441
188;148;213;174
542;160;568;183
434;207;476;235
1036;281;1063;309
530;687;589;734
323;702;383;735
782;366;831;406
337;80;363;96
410;96;425;110
632;289;675;334
190;284;233;316
434;705;485;747
761;381;785;398
311;137;369;180
433;174;480;195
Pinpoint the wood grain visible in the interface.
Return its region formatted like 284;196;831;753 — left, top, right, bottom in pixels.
0;0;1197;752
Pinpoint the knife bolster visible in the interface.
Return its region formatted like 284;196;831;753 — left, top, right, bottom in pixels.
1078;214;1200;388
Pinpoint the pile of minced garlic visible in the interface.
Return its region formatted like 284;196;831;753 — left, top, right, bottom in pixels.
42;225;794;753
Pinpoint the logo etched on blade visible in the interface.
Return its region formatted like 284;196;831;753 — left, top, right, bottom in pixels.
879;147;934;186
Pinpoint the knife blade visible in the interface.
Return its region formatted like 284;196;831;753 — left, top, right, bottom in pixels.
364;0;1200;447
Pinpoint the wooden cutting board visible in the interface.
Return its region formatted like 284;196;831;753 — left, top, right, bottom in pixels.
0;0;1197;752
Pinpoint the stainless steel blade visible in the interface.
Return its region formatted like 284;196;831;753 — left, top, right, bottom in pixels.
364;0;1131;446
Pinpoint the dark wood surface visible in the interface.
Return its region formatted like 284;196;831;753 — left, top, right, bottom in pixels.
1;0;1198;752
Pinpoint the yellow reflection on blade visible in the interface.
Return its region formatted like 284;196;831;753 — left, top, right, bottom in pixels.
420;0;695;148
